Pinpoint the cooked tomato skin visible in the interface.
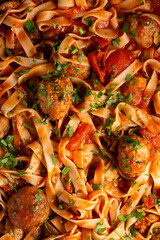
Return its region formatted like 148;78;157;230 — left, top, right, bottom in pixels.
8;186;49;233
67;123;94;151
105;49;134;80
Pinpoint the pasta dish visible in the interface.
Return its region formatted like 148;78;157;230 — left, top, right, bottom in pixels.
0;0;160;239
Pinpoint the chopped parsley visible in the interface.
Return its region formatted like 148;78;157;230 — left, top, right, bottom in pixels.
34;119;47;125
78;27;86;35
122;23;130;33
24;20;36;34
84;17;94;27
93;131;101;136
93;184;100;190
35;189;43;202
52;154;57;165
94;222;106;234
118;209;144;223
129;29;137;37
33;206;39;212
50;21;57;29
61;166;70;175
22;98;28;108
112;38;121;46
125;74;134;82
124;167;131;171
66;124;74;138
78;53;85;64
0;152;17;170
122;136;142;150
23;123;33;131
5;48;12;56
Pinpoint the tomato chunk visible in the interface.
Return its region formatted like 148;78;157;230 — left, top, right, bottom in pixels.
88;37;110;83
105;49;134;80
67;123;94;151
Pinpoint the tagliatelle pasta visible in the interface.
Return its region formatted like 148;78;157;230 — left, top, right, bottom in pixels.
0;0;160;240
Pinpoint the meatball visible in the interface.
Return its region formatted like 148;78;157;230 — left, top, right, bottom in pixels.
134;213;159;235
0;115;9;139
38;78;73;120
118;136;150;178
8;186;49;233
0;1;20;12
127;14;159;48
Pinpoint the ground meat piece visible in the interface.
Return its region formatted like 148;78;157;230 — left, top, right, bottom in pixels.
0;115;9;139
127;14;160;49
38;77;73;120
8;186;49;233
118;136;150;178
134;213;159;235
0;1;20;12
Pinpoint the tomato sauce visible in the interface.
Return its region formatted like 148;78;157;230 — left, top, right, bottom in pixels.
150;0;160;15
117;177;131;194
140;128;160;150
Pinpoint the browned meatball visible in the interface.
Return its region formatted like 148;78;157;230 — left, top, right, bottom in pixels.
127;14;159;48
38;78;73;120
118;136;150;178
8;186;49;233
0;1;20;12
134;213;159;235
0;115;9;139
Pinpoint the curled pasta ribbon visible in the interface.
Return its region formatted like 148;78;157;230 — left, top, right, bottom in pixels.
111;0;150;12
58;0;108;9
58;34;91;66
82;9;118;39
36;10;71;33
143;59;160;76
3;1;55;28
